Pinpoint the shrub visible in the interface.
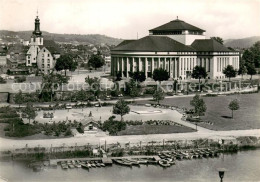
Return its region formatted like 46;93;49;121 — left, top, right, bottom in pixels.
102;117;126;135
0;76;6;84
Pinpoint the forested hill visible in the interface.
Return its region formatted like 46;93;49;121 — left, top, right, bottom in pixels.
0;30;122;46
224;36;260;49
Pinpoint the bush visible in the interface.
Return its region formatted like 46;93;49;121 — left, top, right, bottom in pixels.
0;76;6;84
76;127;84;133
125;120;143;126
144;87;156;94
0;113;19;118
0;117;21;123
15;76;26;83
64;128;72;136
102;117;126;135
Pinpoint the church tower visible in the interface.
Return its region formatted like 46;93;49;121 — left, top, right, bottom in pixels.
30;13;43;46
26;12;43;66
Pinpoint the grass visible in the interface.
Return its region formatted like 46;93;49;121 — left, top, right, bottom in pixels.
118;124;196;135
137;92;260;131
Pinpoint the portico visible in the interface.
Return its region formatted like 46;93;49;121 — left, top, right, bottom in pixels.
111;18;240;80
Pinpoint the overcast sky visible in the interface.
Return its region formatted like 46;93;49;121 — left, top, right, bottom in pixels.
0;0;259;40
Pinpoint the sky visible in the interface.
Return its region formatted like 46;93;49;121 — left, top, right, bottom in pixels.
0;0;260;40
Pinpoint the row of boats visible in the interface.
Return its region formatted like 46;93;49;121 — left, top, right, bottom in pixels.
157;148;220;167
58;148;220;169
60;160;105;170
158;148;220;160
113;158;157;167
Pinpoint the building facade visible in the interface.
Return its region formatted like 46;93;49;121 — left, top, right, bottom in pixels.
111;19;239;80
26;15;60;74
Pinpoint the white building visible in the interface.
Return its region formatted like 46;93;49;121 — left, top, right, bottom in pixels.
26;15;60;74
111;18;240;80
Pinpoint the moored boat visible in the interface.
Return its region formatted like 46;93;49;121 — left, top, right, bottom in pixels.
81;163;89;170
158;160;171;167
113;159;132;167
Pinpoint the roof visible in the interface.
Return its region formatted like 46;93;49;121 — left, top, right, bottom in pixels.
150;19;205;32
116;40;135;47
41;40;61;54
112;36;195;52
191;39;232;52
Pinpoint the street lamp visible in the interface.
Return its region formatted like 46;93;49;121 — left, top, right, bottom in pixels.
217;168;227;182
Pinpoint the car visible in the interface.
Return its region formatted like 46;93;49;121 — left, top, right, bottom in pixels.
118;94;123;97
66;104;72;109
105;96;111;100
145;104;151;107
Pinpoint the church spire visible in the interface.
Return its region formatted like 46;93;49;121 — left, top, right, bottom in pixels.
32;10;42;37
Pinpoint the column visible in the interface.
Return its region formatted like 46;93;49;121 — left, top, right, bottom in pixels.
126;57;130;77
174;58;177;78
117;57;119;72
145;57;148;78
151;57;154;76
121;57;124;77
138;57;141;72
182;58;184;76
187;58;190;71
178;58;181;78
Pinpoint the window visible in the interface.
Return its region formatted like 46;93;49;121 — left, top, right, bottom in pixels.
48;54;50;57
44;49;45;52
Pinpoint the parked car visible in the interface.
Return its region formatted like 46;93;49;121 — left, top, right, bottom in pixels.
66;104;72;109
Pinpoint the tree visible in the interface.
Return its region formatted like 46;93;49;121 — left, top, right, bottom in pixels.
22;103;37;124
75;89;87;110
153;88;164;104
223;65;237;81
190;94;207;116
129;71;146;82
85;76;101;98
250;41;260;68
88;51;105;70
210;37;224;44
55;54;78;76
247;64;257;80
14;90;24;108
152;68;169;82
242;42;260;68
191;66;207;83
238;61;248;79
126;79;141;102
40;73;69;102
228;99;239;119
113;99;130;121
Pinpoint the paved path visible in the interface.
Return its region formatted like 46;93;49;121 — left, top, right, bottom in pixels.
0;103;259;151
1;128;260;151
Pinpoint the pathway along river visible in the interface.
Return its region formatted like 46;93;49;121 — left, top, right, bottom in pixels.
0;150;260;182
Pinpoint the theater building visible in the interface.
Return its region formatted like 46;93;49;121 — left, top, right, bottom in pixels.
111;18;239;80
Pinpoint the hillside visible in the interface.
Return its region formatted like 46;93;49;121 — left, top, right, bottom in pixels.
224;36;260;49
0;30;122;46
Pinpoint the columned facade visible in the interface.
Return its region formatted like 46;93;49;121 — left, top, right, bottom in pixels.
111;18;240;80
111;51;203;80
111;51;240;80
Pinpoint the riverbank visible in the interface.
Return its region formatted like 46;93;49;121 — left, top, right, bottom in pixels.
1;149;260;182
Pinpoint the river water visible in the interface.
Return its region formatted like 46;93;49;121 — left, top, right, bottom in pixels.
0;150;259;182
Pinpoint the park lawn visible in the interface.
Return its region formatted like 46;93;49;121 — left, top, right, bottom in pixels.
137;92;260;131
118;124;196;135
